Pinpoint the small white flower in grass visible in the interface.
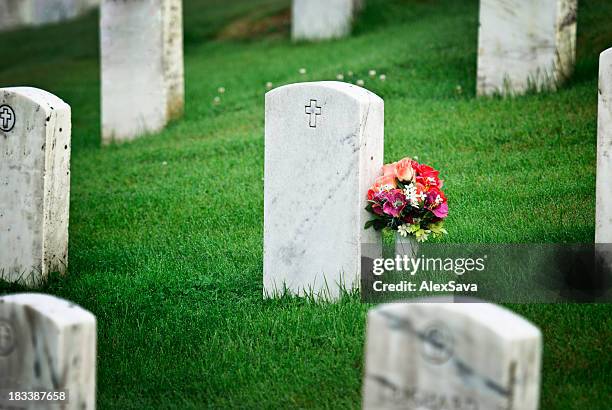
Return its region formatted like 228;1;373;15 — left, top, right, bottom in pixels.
162;161;168;166
299;68;307;74
213;96;221;104
397;224;410;237
356;79;365;86
336;74;344;80
348;71;354;77
218;87;225;94
368;69;376;77
414;156;419;160
379;74;386;81
265;82;273;90
455;85;463;94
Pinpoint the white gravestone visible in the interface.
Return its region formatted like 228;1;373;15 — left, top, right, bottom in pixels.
477;0;577;96
292;0;355;41
596;48;612;243
0;87;71;286
0;0;99;32
0;294;96;409
100;0;184;143
264;81;383;300
362;302;542;410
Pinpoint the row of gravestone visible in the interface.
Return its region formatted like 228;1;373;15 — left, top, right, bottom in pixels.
297;0;578;96
0;293;542;409
2;43;612;294
99;0;577;143
2;0;579;144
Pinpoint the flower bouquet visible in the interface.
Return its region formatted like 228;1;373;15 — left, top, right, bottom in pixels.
365;157;448;242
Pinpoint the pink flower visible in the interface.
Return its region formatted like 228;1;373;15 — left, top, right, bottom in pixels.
431;202;448;218
382;163;396;177
394;158;415;182
381;190;407;218
371;175;397;192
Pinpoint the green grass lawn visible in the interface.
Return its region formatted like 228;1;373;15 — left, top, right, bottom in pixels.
1;0;612;408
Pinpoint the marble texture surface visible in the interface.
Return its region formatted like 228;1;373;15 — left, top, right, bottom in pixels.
596;48;612;243
100;0;184;143
0;293;96;409
477;0;577;96
362;301;542;410
292;0;354;41
0;87;71;286
0;0;99;31
264;81;383;300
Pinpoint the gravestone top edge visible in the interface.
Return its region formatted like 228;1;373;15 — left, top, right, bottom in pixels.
372;301;541;340
0;293;96;327
601;47;612;60
0;87;70;113
265;81;383;104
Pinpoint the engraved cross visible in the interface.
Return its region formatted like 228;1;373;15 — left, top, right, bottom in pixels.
305;99;322;128
0;107;13;129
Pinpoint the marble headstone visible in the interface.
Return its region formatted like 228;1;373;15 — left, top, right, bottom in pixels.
0;293;96;409
292;0;355;41
596;48;612;243
0;87;71;286
0;0;99;32
100;0;184;143
477;0;577;96
362;302;542;410
264;81;383;300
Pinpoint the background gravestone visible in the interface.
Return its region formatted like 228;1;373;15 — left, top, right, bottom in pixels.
100;0;184;143
596;48;612;243
0;293;96;409
0;87;71;286
0;0;99;32
292;0;355;41
477;0;577;96
264;81;383;300
362;301;542;410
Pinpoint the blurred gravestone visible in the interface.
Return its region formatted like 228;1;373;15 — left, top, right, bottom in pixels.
362;301;542;410
292;0;355;41
0;0;99;32
100;0;184;143
477;0;577;96
264;81;383;300
0;87;71;286
597;48;612;243
0;294;96;409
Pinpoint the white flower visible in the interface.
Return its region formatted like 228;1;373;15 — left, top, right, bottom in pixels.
162;161;168;166
265;82;273;90
217;87;225;94
336;74;344;80
379;74;386;81
213;96;221;104
347;71;354;77
368;69;376;77
403;183;422;208
299;68;307;74
397;224;410;237
356;79;365;86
